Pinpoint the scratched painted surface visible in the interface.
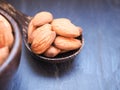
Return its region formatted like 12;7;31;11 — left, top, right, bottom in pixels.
5;0;120;90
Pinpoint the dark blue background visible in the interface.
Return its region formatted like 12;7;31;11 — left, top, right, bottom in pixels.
6;0;120;90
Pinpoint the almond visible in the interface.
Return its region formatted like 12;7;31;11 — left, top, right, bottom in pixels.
38;24;51;30
54;36;82;51
29;24;52;44
60;50;69;54
0;15;14;49
0;33;5;48
44;45;61;57
0;46;9;66
4;31;14;48
32;11;53;27
0;31;14;49
51;18;82;38
31;30;56;54
0;15;12;32
28;20;36;43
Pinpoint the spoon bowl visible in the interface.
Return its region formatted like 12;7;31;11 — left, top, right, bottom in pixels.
23;18;84;63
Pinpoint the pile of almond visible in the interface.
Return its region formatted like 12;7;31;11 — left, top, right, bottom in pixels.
0;15;14;66
28;11;83;58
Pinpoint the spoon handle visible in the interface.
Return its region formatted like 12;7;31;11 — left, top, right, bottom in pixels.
0;0;31;37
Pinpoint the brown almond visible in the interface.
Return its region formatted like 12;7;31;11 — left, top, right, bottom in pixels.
0;33;5;48
54;36;82;51
31;30;56;54
28;20;36;43
0;15;12;32
0;46;9;66
0;31;14;49
51;18;82;38
32;11;53;26
0;15;14;48
38;24;51;30
29;24;52;44
44;45;61;57
4;31;14;49
60;50;69;54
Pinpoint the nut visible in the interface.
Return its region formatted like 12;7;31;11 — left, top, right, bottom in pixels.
0;15;12;32
32;11;53;27
28;24;52;44
54;36;82;51
51;18;82;38
0;15;14;49
44;45;61;57
0;31;14;49
0;33;5;48
60;50;69;54
38;24;51;30
4;31;14;49
0;46;9;66
31;30;56;54
28;20;36;43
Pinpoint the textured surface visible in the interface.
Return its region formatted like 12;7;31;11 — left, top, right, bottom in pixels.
5;0;120;90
